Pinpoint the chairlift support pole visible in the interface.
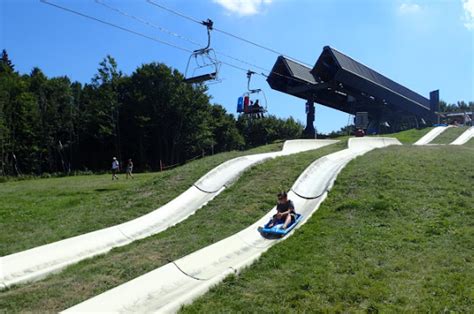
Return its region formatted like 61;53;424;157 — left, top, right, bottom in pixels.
303;97;316;138
194;19;213;54
247;70;261;94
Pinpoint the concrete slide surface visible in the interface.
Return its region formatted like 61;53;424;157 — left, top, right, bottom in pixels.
64;137;401;313
450;126;474;145
0;139;337;289
413;126;451;145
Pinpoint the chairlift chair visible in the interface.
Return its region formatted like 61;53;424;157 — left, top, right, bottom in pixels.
236;70;268;119
183;19;221;84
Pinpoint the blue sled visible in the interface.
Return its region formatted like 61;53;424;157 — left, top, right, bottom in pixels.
258;213;302;237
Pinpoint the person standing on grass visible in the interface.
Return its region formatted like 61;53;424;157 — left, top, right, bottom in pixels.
126;158;134;179
268;191;296;229
111;157;120;180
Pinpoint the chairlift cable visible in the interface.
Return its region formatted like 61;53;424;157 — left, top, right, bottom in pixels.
97;0;271;73
40;0;193;54
122;1;309;78
41;0;311;87
95;0;202;47
81;0;308;84
40;0;251;74
213;28;312;67
45;0;317;120
146;0;313;67
146;0;203;24
217;52;270;73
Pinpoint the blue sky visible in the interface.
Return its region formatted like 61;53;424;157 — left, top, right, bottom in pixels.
1;0;473;133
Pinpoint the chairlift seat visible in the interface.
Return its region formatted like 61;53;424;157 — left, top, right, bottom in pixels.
183;72;217;84
236;70;269;118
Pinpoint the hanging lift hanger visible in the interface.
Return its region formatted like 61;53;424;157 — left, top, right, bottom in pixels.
183;19;221;84
237;70;268;118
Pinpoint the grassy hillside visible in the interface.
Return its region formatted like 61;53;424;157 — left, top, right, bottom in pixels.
431;126;469;144
0;141;345;312
332;127;433;144
465;137;474;148
183;145;473;313
378;127;433;144
0;143;284;256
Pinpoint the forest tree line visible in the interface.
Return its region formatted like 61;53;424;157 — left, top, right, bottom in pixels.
0;50;303;176
1;50;471;176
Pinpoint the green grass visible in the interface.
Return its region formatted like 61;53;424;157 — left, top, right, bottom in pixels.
0;141;346;312
431;126;469;144
465;137;474;148
379;127;433;144
0;142;284;256
182;145;473;313
332;127;433;144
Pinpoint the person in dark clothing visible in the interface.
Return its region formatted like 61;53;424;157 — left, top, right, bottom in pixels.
268;191;296;229
355;128;365;137
252;99;262;118
126;159;134;179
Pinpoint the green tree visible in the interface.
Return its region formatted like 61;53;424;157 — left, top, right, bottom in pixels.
0;70;41;175
237;115;303;148
77;56;123;169
1;55;358;176
209;105;244;152
120;62;216;169
0;49;14;73
28;68;75;173
439;100;472;113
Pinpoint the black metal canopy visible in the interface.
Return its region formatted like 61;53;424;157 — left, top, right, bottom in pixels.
267;46;438;132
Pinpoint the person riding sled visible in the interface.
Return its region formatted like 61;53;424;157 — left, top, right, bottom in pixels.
268;191;296;229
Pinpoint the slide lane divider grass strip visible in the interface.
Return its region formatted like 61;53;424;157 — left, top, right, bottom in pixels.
450;126;474;145
413;126;451;145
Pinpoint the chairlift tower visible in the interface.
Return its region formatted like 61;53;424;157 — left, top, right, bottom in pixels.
303;98;316;138
267;46;440;134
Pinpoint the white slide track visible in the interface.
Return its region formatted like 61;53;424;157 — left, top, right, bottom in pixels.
0;139;337;289
64;137;401;313
450;126;474;145
413;126;452;145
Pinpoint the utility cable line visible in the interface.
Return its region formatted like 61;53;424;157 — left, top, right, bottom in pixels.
145;0;313;67
109;0;317;87
40;0;192;53
40;0;254;74
95;0;202;47
41;0;314;89
96;0;271;73
146;0;202;24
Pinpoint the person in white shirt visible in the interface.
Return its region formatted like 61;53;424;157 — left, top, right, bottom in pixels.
112;157;120;180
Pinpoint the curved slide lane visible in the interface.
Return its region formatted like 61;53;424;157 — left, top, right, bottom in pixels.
450;126;474;145
0;139;337;289
64;137;401;313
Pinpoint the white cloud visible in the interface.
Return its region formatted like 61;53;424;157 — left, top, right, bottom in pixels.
399;3;421;14
462;0;474;30
213;0;273;16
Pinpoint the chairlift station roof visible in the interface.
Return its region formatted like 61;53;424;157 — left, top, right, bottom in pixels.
267;46;438;123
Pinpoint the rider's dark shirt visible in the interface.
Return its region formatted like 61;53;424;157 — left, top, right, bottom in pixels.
276;200;295;213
